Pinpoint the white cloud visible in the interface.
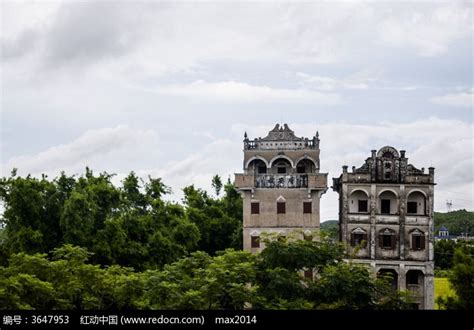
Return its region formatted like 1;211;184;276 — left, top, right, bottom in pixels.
0;126;159;177
4;2;471;79
378;3;473;56
296;70;379;91
430;89;473;108
151;80;343;105
137;139;242;200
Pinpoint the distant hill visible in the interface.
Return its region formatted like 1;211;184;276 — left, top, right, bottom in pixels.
434;210;473;236
320;220;339;240
321;220;338;230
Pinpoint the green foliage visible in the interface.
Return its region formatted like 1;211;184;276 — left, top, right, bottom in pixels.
435;239;474;270
434;210;474;236
434;277;456;310
211;175;223;197
0;240;413;310
0;170;199;270
437;249;474;310
320;220;339;241
0;245;145;310
252;235;412;310
183;181;242;254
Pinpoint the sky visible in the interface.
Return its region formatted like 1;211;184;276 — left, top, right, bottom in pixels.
1;0;473;221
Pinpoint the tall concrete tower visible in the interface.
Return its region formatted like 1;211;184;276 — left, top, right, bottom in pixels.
234;124;328;252
332;146;435;309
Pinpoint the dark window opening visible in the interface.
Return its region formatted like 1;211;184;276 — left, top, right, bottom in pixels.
381;234;395;249
406;272;419;285
251;202;260;214
384;172;391;179
412;234;425;250
407;201;417;214
304;269;313;279
251;236;260;248
277;202;286;214
303;202;312;214
384;162;392;169
277;167;286;174
351;233;367;247
381;199;391;214
297;166;305;174
304;233;313;241
258;166;267;174
358;200;368;213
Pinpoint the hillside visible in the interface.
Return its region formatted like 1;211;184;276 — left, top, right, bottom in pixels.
434;210;473;236
320;220;339;240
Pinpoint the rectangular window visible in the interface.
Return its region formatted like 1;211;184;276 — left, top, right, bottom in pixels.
382;234;393;249
381;199;391;214
412;235;425;250
251;202;260;214
297;166;305;174
413;235;421;250
303;202;312;214
277;167;286;174
358;200;368;213
407;201;417;214
251;236;260;248
351;233;367;247
277;202;286;214
258;166;267;174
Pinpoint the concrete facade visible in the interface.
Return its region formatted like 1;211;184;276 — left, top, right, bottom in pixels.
332;146;435;309
234;124;328;253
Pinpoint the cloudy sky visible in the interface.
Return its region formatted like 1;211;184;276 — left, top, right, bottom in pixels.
1;1;473;221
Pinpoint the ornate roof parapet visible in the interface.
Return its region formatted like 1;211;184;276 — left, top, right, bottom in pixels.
243;123;319;150
334;146;435;185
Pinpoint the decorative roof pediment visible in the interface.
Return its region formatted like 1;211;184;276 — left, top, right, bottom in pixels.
261;123;304;141
352;227;367;234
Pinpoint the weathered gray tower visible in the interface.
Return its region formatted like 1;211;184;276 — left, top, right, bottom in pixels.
234;124;328;252
332;146;435;309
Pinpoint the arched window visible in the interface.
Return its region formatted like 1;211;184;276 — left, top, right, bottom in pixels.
407;191;426;215
247;159;267;174
378;190;398;215
378;269;398;290
295;158;317;174
348;190;369;213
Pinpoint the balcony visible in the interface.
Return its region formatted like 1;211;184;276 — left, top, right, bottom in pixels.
255;174;308;188
235;173;327;190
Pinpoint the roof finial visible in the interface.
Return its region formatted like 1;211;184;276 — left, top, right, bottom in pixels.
244;131;248;139
316;131;319;139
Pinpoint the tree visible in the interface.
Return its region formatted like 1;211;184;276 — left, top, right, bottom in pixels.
183;184;241;254
211;175;223;197
253;234;413;310
437;248;474;310
0;170;198;270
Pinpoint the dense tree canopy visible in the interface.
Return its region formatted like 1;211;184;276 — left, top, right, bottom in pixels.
0;170;242;270
0;239;412;310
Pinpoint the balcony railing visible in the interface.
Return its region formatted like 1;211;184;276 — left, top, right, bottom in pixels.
255;174;308;188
